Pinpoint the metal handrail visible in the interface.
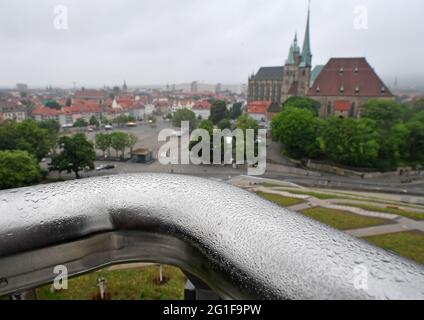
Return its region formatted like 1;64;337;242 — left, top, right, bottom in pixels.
0;174;423;299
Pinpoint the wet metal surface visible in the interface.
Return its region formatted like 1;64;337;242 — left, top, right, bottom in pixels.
0;174;423;299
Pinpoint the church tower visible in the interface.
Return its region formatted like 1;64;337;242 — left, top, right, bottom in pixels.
280;3;312;103
298;2;312;96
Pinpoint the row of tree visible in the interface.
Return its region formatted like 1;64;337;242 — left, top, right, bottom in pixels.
271;97;424;170
95;132;138;159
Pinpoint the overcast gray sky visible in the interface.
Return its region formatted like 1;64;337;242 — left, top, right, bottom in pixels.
0;0;423;88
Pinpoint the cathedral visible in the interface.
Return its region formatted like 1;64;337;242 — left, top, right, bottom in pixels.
248;7;312;105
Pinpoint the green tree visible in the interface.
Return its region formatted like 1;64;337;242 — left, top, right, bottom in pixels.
218;118;232;130
229;102;243;120
236;114;259;133
65;97;72;107
0;120;52;161
0;150;41;190
89;116;100;128
45;100;62;110
110;132;128;158
321;117;380;168
362;99;404;131
411;111;424;124
38;119;60;149
282;97;320;116
404;121;424;162
114;114;131;127
50;134;96;179
126;133;138;154
210;100;229;125
198;120;214;136
172;109;197;129
95;133;112;157
73;118;89;128
273;108;322;159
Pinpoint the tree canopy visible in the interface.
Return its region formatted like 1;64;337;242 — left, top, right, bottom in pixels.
273;108;322;159
45;100;62;110
0;120;52;160
218;118;232;130
362;99;403;131
282;97;320;116
50;134;96;179
172;109;197;129
95;133;112;157
73;118;89;128
0;150;41;190
110;132;129;158
321;117;380;168
229;102;243;120
210;100;229;125
271;98;424;170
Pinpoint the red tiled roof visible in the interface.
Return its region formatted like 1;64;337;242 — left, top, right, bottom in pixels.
64;102;101;114
117;98;134;108
308;58;393;98
192;100;211;110
74;90;107;99
248;101;271;114
32;106;61;116
334;100;351;112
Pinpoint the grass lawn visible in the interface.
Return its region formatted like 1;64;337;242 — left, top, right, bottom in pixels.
364;231;424;265
259;182;287;188
256;192;306;207
35;265;185;300
337;203;424;221
300;207;392;231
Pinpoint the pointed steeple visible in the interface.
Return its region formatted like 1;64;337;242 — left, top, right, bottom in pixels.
287;33;300;65
300;1;312;67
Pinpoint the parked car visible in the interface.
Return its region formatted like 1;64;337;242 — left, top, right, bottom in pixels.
104;125;113;131
96;164;116;171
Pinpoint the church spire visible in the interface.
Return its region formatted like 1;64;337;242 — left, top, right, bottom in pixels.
286;33;300;64
301;1;312;67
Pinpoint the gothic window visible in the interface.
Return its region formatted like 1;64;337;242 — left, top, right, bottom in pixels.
327;102;332;116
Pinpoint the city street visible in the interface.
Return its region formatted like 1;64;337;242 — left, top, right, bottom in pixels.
50;119;424;202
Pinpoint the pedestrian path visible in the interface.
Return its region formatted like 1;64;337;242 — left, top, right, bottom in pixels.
242;183;424;238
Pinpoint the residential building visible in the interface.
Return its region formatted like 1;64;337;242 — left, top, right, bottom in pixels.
247;101;272;122
192;100;211;120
